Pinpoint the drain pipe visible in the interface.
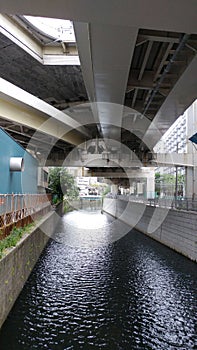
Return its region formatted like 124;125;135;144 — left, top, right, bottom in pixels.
143;33;190;116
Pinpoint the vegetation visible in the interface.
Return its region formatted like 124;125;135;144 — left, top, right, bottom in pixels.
155;172;185;184
0;223;35;260
63;199;75;213
89;182;110;196
48;167;79;203
102;185;111;197
155;172;185;197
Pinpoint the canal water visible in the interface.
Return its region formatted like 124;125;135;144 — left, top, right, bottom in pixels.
0;210;196;350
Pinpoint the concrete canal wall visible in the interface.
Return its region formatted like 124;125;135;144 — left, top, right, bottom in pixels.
0;206;62;328
103;198;197;262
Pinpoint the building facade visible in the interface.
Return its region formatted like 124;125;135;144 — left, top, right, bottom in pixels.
0;128;38;193
154;99;197;197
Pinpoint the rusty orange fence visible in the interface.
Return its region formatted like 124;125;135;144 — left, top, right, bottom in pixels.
0;193;52;238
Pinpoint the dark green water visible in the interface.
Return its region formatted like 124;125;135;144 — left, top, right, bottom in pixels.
0;211;196;349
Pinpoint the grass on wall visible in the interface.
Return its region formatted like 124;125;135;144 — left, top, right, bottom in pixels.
0;223;35;260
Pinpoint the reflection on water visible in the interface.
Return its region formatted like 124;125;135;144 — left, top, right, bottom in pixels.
61;210;109;229
53;210;131;247
0;211;196;350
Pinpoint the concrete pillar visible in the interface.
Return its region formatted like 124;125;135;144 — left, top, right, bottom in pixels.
111;184;118;195
127;168;155;199
185;100;197;199
147;175;155;199
185;166;197;199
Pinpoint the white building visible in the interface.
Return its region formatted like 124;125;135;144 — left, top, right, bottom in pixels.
154;99;197;197
154;110;186;177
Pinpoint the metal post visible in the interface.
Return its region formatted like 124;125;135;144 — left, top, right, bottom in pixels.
175;142;179;208
175;165;178;208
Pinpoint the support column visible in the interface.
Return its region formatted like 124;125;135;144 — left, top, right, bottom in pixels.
147;175;155;199
111;184;118;195
185;166;197;199
185;100;197;199
128;168;155;199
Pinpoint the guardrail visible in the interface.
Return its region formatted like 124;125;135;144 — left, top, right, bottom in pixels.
147;197;197;211
0;194;52;237
105;194;197;212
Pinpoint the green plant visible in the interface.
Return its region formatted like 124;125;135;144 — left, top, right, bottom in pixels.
102;185;111;197
0;223;35;260
63;199;72;213
48;167;79;201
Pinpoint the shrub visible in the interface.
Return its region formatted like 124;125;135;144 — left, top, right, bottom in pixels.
0;223;35;260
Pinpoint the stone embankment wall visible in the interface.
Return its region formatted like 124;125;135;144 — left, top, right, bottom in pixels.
0;206;62;328
103;198;197;262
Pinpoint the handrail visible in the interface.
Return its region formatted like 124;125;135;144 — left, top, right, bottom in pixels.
105;194;197;212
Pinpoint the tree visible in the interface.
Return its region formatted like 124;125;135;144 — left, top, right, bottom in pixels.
155;172;185;197
48;167;79;201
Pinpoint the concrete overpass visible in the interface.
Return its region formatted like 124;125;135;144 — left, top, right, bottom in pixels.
0;1;197;189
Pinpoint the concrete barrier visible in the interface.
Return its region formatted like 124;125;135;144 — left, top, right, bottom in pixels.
103;198;197;262
0;206;61;328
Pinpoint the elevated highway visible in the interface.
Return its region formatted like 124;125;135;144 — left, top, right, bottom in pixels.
45;148;195;168
0;1;196;175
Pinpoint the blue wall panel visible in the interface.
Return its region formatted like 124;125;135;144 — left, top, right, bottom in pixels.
0;128;38;193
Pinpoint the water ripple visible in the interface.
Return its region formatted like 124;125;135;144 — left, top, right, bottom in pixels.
0;211;197;350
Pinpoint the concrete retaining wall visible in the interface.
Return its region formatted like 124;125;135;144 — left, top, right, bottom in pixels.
103;198;197;262
0;207;61;328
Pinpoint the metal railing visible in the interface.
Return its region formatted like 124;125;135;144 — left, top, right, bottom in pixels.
0;194;52;234
64;197;103;211
106;194;197;212
147;197;197;211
